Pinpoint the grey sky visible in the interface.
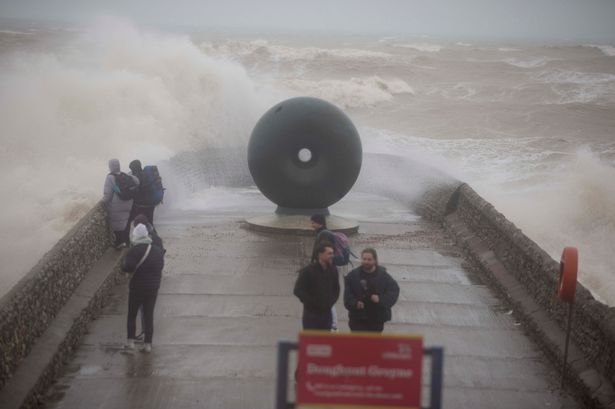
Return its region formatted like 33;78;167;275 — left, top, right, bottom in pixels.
1;0;615;42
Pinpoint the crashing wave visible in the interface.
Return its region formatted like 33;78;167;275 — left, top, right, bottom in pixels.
583;44;615;57
201;39;392;61
0;18;272;298
281;76;414;108
505;57;551;68
392;43;443;52
535;69;615;104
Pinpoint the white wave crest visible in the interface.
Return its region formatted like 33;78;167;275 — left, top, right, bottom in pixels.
536;69;615;104
282;76;414;108
537;69;615;85
0;30;35;36
392;43;442;52
505;57;550;68
201;39;391;61
378;36;397;43
584;44;615;57
425;82;478;101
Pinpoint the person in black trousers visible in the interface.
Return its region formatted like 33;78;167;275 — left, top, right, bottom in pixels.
294;243;340;330
344;248;399;333
122;223;165;352
130;213;166;341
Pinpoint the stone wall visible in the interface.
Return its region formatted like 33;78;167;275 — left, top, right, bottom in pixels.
0;202;111;390
422;183;615;391
20;259;125;409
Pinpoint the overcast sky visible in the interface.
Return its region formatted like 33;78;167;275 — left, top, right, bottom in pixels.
1;0;615;42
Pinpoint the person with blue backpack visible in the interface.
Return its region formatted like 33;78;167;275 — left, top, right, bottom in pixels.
128;160;165;226
102;159;139;249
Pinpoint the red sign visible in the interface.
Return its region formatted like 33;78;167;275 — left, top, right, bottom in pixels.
296;331;423;409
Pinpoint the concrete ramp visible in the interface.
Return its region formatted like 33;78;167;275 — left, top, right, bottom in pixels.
40;192;578;409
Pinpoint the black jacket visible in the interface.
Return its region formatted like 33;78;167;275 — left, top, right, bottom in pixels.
122;243;165;290
344;265;399;323
294;262;340;314
131;171;155;206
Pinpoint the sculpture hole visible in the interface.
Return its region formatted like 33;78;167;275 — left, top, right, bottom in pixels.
298;148;312;163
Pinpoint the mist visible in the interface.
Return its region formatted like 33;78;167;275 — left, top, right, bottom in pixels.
2;0;615;42
0;18;281;297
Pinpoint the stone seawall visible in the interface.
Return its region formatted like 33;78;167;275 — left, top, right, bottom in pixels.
0;202;111;390
418;182;615;406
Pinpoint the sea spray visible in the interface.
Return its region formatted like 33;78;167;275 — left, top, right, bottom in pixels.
484;149;615;304
0;17;274;297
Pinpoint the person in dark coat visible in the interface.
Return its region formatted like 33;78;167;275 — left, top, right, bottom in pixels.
122;223;165;353
128;159;157;226
130;214;165;340
344;248;399;333
294;242;340;330
310;214;339;330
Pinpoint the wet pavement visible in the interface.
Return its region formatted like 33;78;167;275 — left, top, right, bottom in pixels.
42;191;578;409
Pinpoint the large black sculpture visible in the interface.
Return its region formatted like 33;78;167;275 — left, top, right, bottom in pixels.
248;97;362;214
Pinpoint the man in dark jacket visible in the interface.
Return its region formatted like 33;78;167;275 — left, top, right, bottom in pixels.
310;214;339;331
344;248;399;333
122;224;165;352
294;243;340;330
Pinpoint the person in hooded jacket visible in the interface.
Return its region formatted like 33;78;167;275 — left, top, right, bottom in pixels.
122;223;165;353
128;159;156;226
102;159;139;249
344;248;400;333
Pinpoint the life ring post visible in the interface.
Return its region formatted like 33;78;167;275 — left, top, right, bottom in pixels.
557;246;578;390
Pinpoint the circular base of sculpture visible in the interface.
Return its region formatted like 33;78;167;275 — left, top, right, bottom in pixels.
275;206;330;216
245;214;359;236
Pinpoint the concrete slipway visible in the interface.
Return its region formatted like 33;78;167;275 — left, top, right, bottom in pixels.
40;191;578;409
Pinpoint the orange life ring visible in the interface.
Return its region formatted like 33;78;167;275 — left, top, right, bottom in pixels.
558;247;578;303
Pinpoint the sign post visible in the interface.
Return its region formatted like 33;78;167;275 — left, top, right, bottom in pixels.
276;332;444;409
